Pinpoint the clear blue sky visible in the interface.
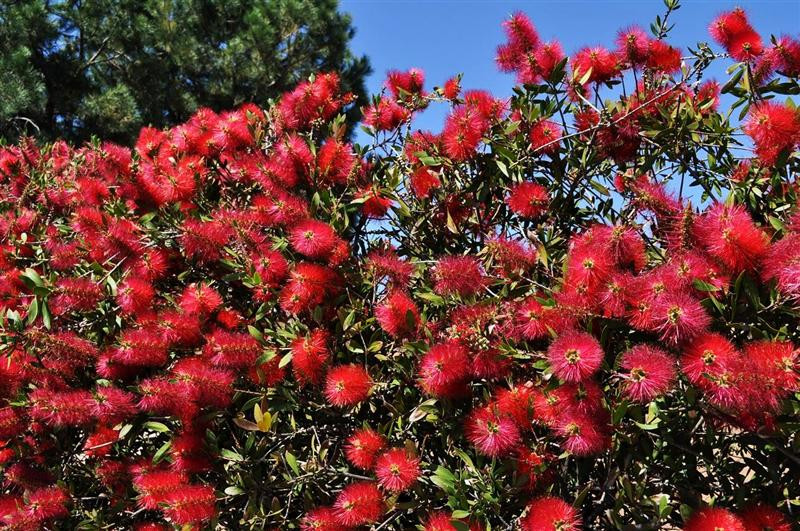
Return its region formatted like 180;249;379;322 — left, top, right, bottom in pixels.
341;0;800;136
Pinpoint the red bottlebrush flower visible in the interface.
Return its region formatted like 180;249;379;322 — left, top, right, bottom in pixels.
111;327;169;367
649;291;711;345
92;386;138;424
646;40;682;73
744;340;799;393
554;380;605;417
616;26;651;66
133;470;187;509
179;282;222;316
29;388;94;427
291;329;331;386
333;481;385;527
487;236;537;279
172;357;235;408
768;35;800;76
572;46;621;84
357;187;394;219
344;428;387;470
138;378;197;420
324;365;372;407
515;446;556;491
180;218;232;263
529;120;562;154
386;68;425;100
432;255;487;297
280;262;341;315
743;101;800;166
202;330;260;369
728;29;764;62
117;277;155;316
555;410;608;456
681;333;740;392
363;97;411;131
547;331;604;383
251;191;309;227
496;12;540;71
160;484;216;525
170;430;212;474
375;448;421;492
250;247;289;287
366;246;414;286
464;405;521;457
441;106;488;161
50;277;103;316
565;234;614;293
442;76;461;100
709;9;752;47
464;90;507;122
289;219;338;260
493;384;535;428
83;425;119;458
762;233;800;301
301;507;348;531
684;507;745;531
694;203;769;273
520;496;581;531
0;407;24;439
26;486;70;522
134;524;170;531
211;109;253;151
513;297;556;341
159;310;203;347
410;166;441;198
739;504;792;531
418;341;471;398
507;182;549;219
375;290;420;339
248;354;286;387
695;80;721;114
316;138;356;186
619;345;676;402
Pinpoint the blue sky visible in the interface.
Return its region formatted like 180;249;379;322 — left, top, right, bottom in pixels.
341;0;800;136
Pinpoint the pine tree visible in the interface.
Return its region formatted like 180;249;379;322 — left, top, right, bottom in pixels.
0;0;370;143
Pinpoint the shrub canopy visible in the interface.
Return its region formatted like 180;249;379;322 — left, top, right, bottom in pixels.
1;2;799;529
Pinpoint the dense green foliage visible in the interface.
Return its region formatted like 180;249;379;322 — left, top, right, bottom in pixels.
0;0;370;143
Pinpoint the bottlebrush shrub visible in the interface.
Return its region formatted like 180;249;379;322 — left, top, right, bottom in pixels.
1;3;800;529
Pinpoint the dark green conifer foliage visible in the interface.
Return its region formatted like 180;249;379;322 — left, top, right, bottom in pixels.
0;0;370;143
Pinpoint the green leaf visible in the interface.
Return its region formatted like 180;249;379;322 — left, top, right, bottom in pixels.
430;466;456;492
25;297;39;325
220;449;244;462
278;352;293;369
285;451;300;475
247;325;264;342
224;486;244;496
152;441;172;464
20;268;44;288
143;421;170;433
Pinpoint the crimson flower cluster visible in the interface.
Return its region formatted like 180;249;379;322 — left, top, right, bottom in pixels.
1;4;799;529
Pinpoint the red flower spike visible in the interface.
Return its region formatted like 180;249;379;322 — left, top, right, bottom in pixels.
464;405;521;457
374;447;421;492
344;428;387;470
619;345;676;402
547;331;604;383
324;365;372;407
520;495;582;531
332;481;385;527
684;507;745;531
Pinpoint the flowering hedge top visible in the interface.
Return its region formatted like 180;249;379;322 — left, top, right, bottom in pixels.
1;3;799;529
